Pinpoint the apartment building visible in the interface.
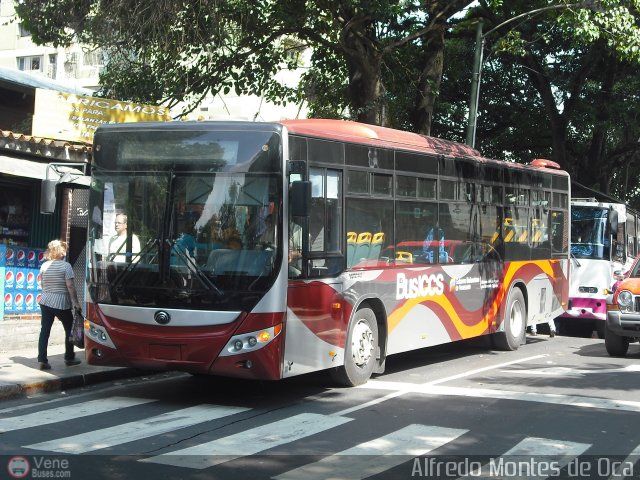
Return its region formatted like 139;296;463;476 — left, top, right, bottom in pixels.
0;0;101;90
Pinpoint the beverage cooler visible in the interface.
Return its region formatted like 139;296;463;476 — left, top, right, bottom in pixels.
0;244;44;318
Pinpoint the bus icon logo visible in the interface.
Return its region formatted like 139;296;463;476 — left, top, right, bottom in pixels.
7;456;30;478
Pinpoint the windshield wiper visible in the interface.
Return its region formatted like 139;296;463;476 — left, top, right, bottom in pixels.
167;239;224;296
570;251;581;267
110;238;159;288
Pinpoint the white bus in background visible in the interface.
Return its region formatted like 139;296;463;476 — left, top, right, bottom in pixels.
559;198;639;337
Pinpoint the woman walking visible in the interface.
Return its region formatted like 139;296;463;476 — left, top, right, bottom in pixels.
37;239;82;370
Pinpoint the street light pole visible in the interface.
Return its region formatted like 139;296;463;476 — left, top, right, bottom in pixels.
464;2;599;148
465;20;484;148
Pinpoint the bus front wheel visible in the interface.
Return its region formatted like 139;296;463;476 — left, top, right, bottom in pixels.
605;324;629;357
330;307;378;387
494;287;526;351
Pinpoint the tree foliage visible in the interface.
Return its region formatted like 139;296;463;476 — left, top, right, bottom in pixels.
449;0;640;207
15;0;479;133
14;0;640;206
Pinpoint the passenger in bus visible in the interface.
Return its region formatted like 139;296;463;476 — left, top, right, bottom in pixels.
108;214;141;262
257;213;275;247
175;219;197;260
423;211;447;263
289;220;303;276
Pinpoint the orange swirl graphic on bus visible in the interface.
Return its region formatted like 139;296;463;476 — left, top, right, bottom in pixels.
388;260;559;339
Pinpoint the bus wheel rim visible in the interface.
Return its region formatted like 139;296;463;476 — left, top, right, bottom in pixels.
509;299;524;338
352;320;374;367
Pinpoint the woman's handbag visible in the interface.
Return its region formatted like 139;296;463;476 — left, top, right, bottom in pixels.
70;308;85;349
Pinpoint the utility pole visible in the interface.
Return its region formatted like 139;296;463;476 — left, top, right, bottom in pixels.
465;20;483;148
464;2;600;148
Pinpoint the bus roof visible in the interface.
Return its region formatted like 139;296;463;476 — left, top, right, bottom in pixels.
280;119;482;159
279;119;569;176
95;118;568;176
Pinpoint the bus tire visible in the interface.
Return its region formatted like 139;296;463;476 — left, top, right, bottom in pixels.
605;324;629;357
596;321;606;339
494;287;526;351
330;307;378;387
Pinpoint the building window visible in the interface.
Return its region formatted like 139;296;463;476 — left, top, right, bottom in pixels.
47;54;57;79
17;55;43;72
83;50;105;67
18;23;31;37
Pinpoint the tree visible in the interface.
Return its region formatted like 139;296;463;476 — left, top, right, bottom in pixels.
443;1;640;206
15;0;477;133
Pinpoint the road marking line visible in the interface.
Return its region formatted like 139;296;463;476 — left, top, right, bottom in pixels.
140;412;353;469
274;424;467;480
503;364;640;377
0;397;155;433
335;355;547;416
0;373;181;415
425;355;548;386
462;437;590;480
25;404;249;454
360;381;640;413
608;443;640;480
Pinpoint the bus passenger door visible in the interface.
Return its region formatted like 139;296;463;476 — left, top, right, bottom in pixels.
305;167;344;278
285;167;346;375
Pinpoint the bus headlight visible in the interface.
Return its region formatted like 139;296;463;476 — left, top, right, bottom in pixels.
220;324;282;356
617;290;634;312
84;320;116;349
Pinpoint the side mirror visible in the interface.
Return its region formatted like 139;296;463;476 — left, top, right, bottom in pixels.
290;181;311;217
609;208;619;233
40;179;58;214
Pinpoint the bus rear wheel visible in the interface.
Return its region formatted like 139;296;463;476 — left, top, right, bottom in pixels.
330;307;378;387
494;287;526;351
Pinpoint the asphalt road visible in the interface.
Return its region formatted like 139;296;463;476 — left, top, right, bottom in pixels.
1;333;639;480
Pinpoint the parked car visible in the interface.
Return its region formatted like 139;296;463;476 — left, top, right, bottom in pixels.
605;254;640;356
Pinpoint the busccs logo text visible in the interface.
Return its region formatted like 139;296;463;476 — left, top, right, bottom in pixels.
396;272;445;300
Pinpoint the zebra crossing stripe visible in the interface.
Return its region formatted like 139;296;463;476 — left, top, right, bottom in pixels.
505;437;591;457
0;397;155;433
141;412;353;469
25;404;250;454
273;424;467;480
608;443;640;480
362;381;640;413
458;437;591;480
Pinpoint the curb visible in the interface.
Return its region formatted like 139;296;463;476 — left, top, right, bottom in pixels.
0;368;152;401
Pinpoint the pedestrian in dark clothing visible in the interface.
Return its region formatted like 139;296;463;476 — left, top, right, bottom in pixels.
37;239;82;370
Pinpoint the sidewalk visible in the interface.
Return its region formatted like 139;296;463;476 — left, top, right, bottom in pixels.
0;321;146;401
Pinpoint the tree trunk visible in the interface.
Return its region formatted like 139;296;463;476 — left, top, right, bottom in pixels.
412;23;445;135
341;17;385;125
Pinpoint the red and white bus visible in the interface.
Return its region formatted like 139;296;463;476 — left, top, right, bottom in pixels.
84;119;570;386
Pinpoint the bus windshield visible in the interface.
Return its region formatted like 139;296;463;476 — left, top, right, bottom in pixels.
570;206;610;260
87;128;282;311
